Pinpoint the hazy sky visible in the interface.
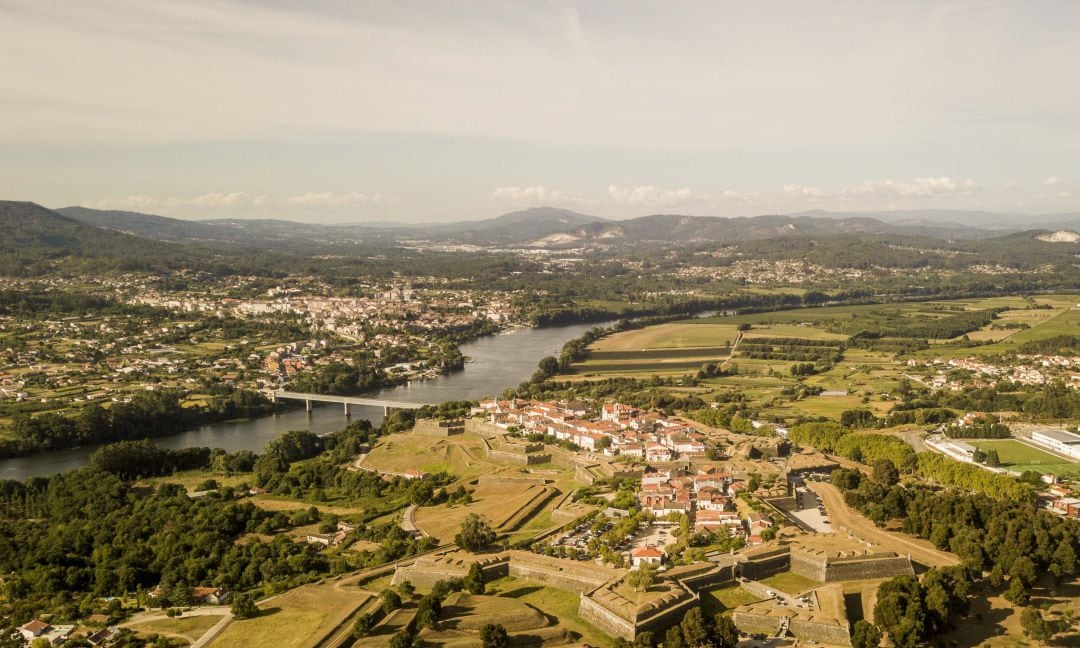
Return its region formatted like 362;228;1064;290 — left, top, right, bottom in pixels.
1;0;1077;223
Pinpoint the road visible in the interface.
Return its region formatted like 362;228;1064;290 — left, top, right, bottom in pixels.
119;606;233;648
808;481;959;568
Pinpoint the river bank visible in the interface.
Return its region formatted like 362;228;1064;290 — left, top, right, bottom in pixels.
0;322;607;481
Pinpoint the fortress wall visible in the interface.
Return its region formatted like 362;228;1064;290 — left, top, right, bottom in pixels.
508;558;608;593
485;448;552;465
790;618;852;646
732;611;784;637
579;593;636;640
740;551;791;580
413;419;464;436
823;555;914;581
635;595;701;637
790;552;827;582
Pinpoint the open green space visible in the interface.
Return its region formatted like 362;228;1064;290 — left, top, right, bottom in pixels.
760;571;822;594
700;584;762;617
486;576;613;647
970;439;1080;476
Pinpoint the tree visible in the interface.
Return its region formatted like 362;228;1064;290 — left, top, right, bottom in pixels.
628;562;657;592
455;514;496;551
872;459;900;486
1020;607;1053;642
479;623;510;648
984;448;1000;467
712;613;739;648
380;588;403;614
230;593;258;619
679;607;712;647
851;620;883;648
664;625;686;648
352;613;376;638
971;448;986;464
465;562;486;595
388;629;413;648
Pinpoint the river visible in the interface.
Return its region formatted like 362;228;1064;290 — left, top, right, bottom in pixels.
0;322;607;481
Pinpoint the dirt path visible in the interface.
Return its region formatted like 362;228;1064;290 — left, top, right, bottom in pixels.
808;482;958;568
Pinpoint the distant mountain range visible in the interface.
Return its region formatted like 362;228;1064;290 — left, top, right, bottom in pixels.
54;204;1079;249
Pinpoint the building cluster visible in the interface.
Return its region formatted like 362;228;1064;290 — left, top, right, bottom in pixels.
1039;483;1080;519
637;464;772;541
910;354;1080;391
474;399;706;460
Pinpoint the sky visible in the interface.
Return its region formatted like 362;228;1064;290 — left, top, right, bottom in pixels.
0;0;1077;223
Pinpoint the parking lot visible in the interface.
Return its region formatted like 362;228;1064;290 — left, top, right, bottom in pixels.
787;486;833;533
628;521;678;552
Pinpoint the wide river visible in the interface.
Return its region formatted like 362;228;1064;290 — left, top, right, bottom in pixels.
0;322;606;481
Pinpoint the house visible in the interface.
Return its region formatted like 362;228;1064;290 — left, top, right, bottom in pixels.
645;443;674;462
630;546;664;568
193;586;231;605
18;620;73;644
19;620;50;641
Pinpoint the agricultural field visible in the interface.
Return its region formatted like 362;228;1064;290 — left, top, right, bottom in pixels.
590;322;740;350
970;439;1080;477
562;295;1079;428
211;579;369;648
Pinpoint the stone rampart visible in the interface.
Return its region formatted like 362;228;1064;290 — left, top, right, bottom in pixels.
789;546;914;582
413;419;464;436
739;548;791;580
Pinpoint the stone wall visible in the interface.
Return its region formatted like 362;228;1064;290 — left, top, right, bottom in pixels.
790;617;851;646
823;554;913;581
413;419;464;436
485;448;552;465
507;552;612;593
790;548;914;582
579;592;637;640
732;610;784;636
740;548;791;580
789;552;827;581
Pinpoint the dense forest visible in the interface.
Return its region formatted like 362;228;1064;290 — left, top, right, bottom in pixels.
0;389;279;459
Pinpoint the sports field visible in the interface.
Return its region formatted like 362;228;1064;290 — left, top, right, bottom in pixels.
971;439;1080;476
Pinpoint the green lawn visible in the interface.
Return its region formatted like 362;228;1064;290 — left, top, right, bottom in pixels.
971;439;1080;476
760;571;822;594
700;584;762;617
486;576;613;647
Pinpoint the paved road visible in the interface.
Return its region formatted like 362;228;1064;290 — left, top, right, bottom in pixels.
808;481;958;568
120;606;233;648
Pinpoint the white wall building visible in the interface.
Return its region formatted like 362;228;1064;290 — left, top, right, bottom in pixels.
1031;429;1080;460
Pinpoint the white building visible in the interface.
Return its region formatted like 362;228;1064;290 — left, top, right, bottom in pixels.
1031;429;1080;460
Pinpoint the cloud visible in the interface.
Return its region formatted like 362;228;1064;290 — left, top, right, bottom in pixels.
491;185;583;204
286;192;392;207
190;192;267;207
1043;176;1063;186
841;177;978;198
782;184;827;200
91;195;178;211
607;184;695;208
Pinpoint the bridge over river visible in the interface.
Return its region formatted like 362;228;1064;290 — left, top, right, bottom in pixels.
269;390;428;415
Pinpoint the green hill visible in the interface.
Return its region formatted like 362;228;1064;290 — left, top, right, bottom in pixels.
0;201;190;275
